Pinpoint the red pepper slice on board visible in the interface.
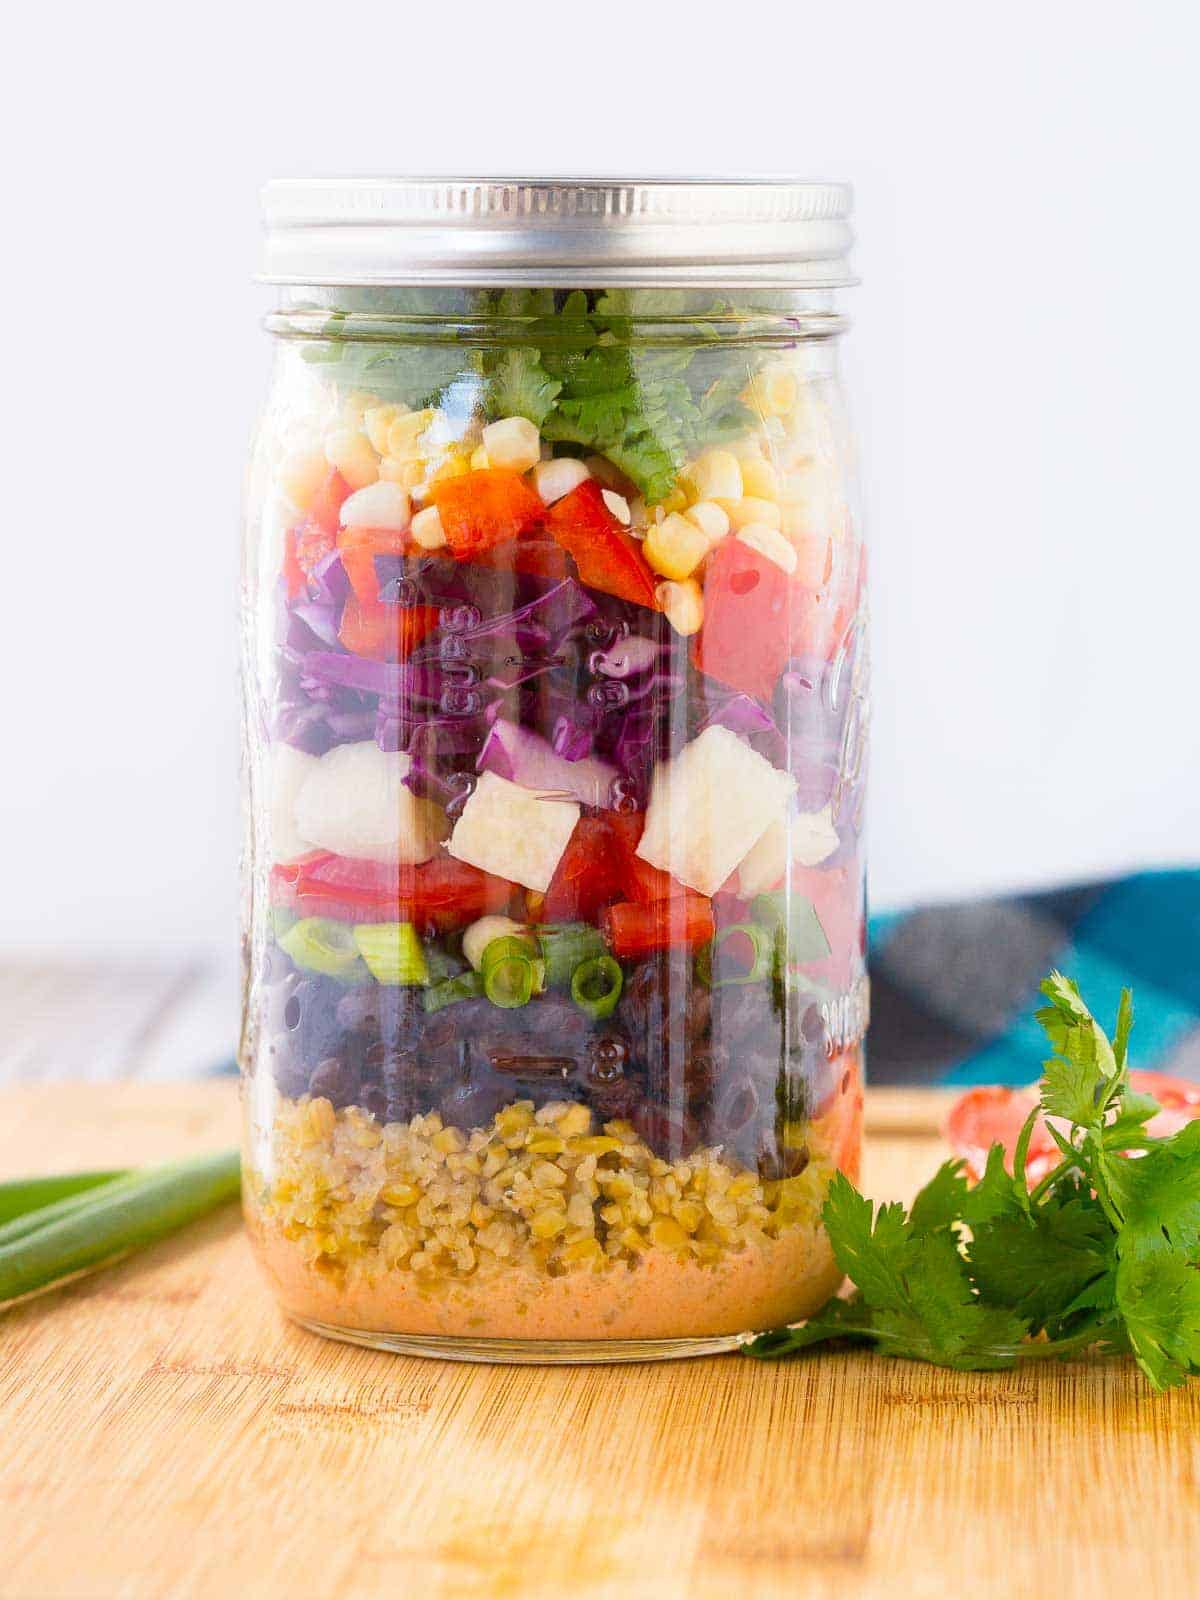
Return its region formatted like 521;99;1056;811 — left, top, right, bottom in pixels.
945;1070;1200;1184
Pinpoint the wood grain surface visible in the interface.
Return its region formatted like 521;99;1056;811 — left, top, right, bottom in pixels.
1;1082;1196;1600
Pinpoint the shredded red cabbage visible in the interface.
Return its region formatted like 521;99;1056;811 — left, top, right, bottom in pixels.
478;718;619;809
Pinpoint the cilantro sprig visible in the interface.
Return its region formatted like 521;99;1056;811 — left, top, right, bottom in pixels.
298;287;766;504
745;973;1200;1392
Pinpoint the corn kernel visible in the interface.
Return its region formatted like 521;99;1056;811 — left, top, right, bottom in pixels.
432;454;470;483
410;506;447;550
324;428;380;491
601;489;632;526
644;512;709;581
717;496;783;532
655;579;704;637
683;500;730;548
482;415;541;473
655;486;689;516
387;410;433;456
380;1182;419;1208
672;1200;705;1233
529;1209;568;1239
431;1127;466;1155
740;458;780;500
683;450;743;503
531;457;590;504
746;367;799;417
737;523;798;574
469;445;491;470
279;451;329;512
364;403;407;455
339;481;411;531
379;455;415;484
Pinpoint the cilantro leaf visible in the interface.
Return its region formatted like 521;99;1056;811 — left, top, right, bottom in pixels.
821;1175;916;1311
482;349;562;428
1036;971;1119;1094
1116;1252;1200;1390
1103;1120;1200;1263
967;1187;1113;1331
907;1160;970;1233
745;969;1198;1396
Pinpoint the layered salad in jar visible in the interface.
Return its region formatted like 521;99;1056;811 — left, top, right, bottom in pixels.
242;290;868;1349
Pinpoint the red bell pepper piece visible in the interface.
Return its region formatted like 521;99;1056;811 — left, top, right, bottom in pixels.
601;895;715;959
471;534;569;581
336;523;407;604
271;850;516;931
543;481;659;609
337;596;440;662
292;518;336;584
282;528;306;601
691;537;791;701
308;470;352;537
789;540;866;662
430;469;545;559
539;817;628;923
623;854;683;906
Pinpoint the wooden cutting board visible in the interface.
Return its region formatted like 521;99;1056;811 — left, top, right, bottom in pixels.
1;1083;1196;1600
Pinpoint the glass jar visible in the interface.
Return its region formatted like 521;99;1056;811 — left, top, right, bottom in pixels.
240;179;867;1361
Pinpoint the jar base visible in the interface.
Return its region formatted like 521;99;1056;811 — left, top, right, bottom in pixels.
289;1313;748;1365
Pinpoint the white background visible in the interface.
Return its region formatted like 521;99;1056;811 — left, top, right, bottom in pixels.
2;0;1196;954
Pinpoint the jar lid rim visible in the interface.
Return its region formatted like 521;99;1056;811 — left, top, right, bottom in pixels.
259;176;856;288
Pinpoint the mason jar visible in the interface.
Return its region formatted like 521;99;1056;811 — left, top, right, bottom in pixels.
240;179;867;1361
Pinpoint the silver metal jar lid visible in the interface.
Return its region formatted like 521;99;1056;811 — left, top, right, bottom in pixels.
259;177;854;289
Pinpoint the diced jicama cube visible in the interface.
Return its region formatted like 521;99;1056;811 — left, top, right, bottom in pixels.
635;725;796;898
790;803;840;866
447;771;579;893
739;803;841;896
293;742;448;865
269;744;318;862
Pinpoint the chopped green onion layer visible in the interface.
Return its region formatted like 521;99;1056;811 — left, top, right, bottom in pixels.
750;891;831;966
279;917;368;982
536;923;608;989
697;923;777;988
0;1170;129;1229
352;922;429;986
424;971;486;1013
480;935;545;1008
0;1150;241;1307
570;955;624;1020
484;956;538;1008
